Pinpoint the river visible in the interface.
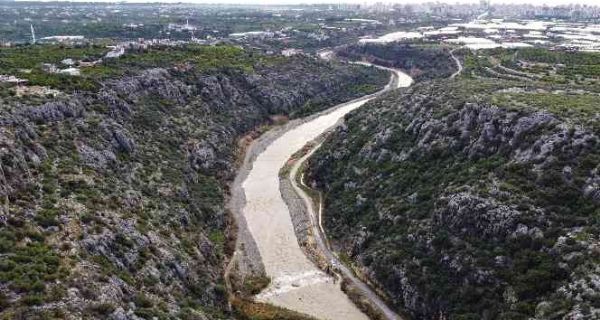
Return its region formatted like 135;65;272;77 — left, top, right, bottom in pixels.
237;64;412;319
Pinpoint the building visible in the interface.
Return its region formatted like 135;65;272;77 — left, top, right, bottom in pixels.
39;35;85;44
58;68;81;76
0;75;28;86
281;48;303;57
41;63;58;73
105;46;125;59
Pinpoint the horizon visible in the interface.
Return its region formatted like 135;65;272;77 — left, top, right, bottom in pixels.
9;0;599;6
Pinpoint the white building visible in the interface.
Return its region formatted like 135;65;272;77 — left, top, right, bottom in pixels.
229;31;274;39
105;46;125;59
281;48;303;57
58;67;80;76
359;31;423;44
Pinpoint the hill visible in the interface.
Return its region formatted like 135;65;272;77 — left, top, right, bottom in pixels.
308;49;599;319
0;44;388;319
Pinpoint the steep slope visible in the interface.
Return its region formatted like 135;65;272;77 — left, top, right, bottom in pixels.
336;43;457;81
0;46;388;319
308;78;599;319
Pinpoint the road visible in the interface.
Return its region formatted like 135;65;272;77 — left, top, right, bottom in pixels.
238;65;412;319
450;48;463;79
290;145;405;320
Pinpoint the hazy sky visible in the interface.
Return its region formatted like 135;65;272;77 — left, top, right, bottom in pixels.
170;0;591;4
15;0;597;5
191;0;595;4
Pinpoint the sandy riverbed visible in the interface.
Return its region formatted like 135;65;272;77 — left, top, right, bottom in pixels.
238;67;412;319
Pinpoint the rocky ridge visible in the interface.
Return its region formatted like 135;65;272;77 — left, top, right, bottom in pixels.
336;43;457;81
0;54;387;319
308;78;599;319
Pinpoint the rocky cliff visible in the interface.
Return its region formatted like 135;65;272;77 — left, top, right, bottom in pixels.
336;43;457;81
0;52;387;319
308;78;599;320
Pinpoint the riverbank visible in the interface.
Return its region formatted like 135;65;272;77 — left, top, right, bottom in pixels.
227;63;411;319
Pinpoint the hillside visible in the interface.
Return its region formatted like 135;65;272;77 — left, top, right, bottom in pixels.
335;43;457;81
308;49;599;319
0;44;388;319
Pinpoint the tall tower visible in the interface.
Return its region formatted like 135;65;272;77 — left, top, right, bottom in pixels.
30;24;36;44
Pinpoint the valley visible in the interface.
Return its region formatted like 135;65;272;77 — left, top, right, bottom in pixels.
229;63;411;320
0;2;598;320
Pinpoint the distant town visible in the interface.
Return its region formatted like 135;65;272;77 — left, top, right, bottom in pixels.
1;1;599;51
0;1;598;88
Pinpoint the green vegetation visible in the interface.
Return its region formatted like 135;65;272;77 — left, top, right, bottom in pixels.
290;81;384;118
337;43;457;81
0;223;68;308
0;44;287;92
228;273;316;320
460;47;600;90
0;42;387;318
309;66;599;319
517;48;600;67
241;276;271;296
106;44;280;74
517;49;600;82
491;92;600;130
289;67;386;118
340;277;400;320
348;83;380;95
231;296;318;320
0;45;109;91
0;45;108;70
462;50;494;72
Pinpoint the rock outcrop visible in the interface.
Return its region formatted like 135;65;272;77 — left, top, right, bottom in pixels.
0;55;387;318
336;43;457;81
308;79;599;319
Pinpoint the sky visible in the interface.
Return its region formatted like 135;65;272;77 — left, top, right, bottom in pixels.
13;0;598;5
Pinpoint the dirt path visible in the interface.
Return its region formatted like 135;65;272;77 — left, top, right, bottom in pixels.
450;48;463;79
236;65;412;319
290;149;405;320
